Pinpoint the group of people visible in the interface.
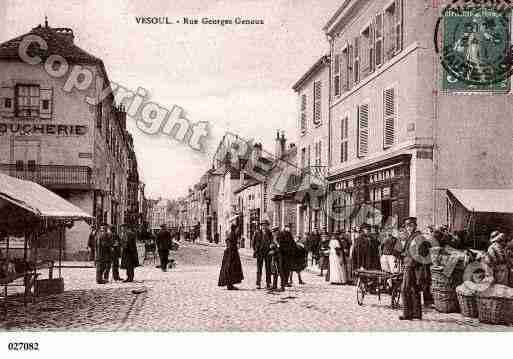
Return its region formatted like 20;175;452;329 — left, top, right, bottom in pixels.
88;223;140;284
218;220;307;291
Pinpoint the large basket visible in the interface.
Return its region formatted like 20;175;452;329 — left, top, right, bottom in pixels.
477;296;513;325
456;291;478;318
433;288;460;313
431;266;464;291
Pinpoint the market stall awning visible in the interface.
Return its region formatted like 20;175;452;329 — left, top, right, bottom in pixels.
447;189;513;214
0;173;92;220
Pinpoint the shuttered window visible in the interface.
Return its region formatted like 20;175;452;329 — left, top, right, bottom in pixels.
300;94;307;133
347;43;353;89
385;0;403;60
313;81;322;125
334;54;341;97
375;14;384;67
314;141;322;166
340;117;349;163
341;47;348;92
395;0;404;53
96;103;103;130
383;88;396;148
357;104;369;157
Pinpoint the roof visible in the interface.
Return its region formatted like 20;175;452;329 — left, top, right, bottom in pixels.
448;189;513;214
323;0;353;35
234;178;261;194
0;24;112;93
0;173;92;220
292;55;330;91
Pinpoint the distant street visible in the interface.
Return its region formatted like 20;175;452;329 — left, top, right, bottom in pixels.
1;244;511;331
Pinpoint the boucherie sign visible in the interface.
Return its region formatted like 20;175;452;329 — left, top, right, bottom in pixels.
0;123;87;136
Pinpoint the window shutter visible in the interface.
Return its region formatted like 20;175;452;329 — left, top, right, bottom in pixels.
300;94;307;132
334;54;341;97
375;14;383;67
395;0;404;52
347;43;353;88
0;86;15;117
369;21;375;73
39;87;53;119
313;81;321;125
383;88;395;148
357;104;369;157
353;37;360;84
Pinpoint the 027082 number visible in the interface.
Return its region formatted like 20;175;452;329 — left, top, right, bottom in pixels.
8;342;39;351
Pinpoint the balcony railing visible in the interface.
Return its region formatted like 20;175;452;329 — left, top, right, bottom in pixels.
0;163;92;190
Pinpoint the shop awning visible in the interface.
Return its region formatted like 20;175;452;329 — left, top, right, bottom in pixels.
447;189;513;214
0;173;92;220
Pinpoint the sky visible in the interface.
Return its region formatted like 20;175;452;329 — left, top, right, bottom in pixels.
0;0;339;199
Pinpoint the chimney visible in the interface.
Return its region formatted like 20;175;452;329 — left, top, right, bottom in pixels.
54;27;75;44
274;131;282;159
280;131;286;157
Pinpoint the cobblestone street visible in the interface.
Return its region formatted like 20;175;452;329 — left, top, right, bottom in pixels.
1;244;512;331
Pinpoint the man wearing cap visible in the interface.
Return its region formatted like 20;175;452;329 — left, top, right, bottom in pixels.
95;223;113;284
486;231;509;285
399;217;429;320
253;220;272;289
268;225;283;291
352;223;372;270
279;224;296;288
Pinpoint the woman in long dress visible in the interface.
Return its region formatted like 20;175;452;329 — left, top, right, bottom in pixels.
218;224;244;290
328;234;347;285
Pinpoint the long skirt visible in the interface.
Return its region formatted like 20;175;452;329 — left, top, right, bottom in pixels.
329;250;348;284
218;248;244;287
289;245;307;272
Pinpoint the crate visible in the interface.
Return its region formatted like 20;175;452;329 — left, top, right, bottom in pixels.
477;296;513;325
35;278;64;296
456;292;478;318
433;288;460;313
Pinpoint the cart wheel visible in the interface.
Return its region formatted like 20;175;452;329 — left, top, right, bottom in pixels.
391;287;401;309
356;278;365;306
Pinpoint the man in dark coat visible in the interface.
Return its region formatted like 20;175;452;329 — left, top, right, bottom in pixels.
87;225;97;262
399;217;429;320
278;223;296;288
218;223;244;290
156;224;172;271
352;223;372;270
95;224;113;284
121;225;140;282
110;226;123;281
253;219;272;289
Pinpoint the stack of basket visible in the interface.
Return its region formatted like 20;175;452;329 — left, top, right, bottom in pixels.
431;266;462;313
477;285;513;325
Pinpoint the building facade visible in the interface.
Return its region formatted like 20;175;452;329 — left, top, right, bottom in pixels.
324;0;513;232
0;22;133;259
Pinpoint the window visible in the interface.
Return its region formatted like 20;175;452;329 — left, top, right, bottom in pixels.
15;160;24;171
16;85;39;117
4;98;12;108
361;26;373;77
341;47;348;92
347;43;354;89
27;160;36;172
313;81;322;125
385;0;403;60
383;88;396;148
340;117;349;163
333;54;341;97
353;37;360;84
300;94;307;133
314;141;322;166
307;145;311;167
357;104;369;157
96;103;103;130
42;99;49;110
375;13;384;67
106;116;110;144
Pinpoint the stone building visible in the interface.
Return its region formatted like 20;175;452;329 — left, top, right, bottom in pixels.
292;55;330;236
0;22;131;259
324;0;513;231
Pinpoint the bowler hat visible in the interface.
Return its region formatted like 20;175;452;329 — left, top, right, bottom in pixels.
260;219;270;225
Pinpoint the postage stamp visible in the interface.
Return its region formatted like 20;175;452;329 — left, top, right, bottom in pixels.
435;1;513;91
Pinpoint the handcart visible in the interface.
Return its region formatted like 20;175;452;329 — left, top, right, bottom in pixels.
353;269;403;309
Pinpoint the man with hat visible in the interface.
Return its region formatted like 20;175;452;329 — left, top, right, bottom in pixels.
268;225;283;291
253;219;272;289
352;223;372;271
279;223;296;288
486;230;510;285
156;224;172;272
399;217;430;320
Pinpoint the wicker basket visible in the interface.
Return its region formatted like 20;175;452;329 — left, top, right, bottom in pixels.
431;266;464;291
477;296;513;325
433;288;460;313
456;291;478;318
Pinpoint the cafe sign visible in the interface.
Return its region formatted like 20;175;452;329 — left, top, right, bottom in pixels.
0;123;88;136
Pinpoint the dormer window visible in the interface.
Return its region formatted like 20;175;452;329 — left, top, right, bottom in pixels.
16;84;39;118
